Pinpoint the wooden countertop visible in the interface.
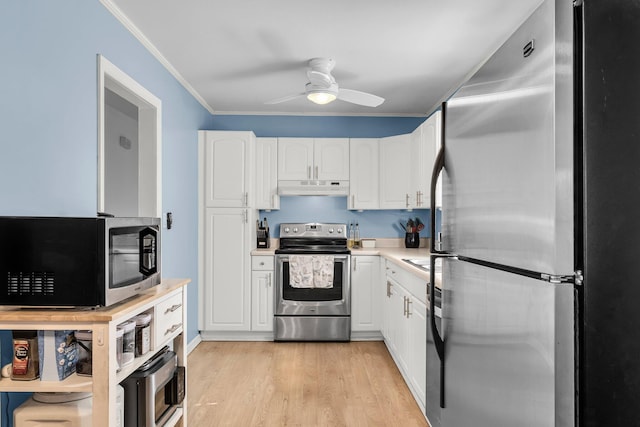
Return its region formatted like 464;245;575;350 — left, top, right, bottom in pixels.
0;278;190;323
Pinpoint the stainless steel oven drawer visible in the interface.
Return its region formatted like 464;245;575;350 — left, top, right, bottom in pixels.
274;316;350;341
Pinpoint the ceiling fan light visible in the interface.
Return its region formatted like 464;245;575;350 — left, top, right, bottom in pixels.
307;91;337;105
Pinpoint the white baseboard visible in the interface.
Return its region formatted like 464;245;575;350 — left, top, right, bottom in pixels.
187;334;202;354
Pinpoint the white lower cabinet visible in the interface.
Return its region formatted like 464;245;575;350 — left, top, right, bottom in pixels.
251;255;274;332
383;259;427;411
201;208;253;332
351;256;381;336
408;296;427;407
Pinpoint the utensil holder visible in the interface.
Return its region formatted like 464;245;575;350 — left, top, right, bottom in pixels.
404;232;419;248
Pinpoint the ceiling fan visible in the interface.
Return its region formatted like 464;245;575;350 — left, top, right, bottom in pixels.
265;58;385;107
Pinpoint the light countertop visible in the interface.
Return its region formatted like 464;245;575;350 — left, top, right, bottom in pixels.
251;238;434;283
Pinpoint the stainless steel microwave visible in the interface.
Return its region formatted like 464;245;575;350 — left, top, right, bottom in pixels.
0;216;161;307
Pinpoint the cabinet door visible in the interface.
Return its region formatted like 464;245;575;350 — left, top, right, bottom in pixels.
384;277;408;369
394;285;410;374
277;138;314;180
314;138;349;180
351;256;380;331
251;270;274;331
379;134;412;209
255;137;279;210
412;111;442;209
349;139;379;210
203;208;251;331
408;296;427;407
203;131;255;208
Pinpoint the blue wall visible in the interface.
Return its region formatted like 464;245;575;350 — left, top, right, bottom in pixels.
210;114;424;138
261;197;434;239
0;2;214;422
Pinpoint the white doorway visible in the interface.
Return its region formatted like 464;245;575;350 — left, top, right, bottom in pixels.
97;55;162;218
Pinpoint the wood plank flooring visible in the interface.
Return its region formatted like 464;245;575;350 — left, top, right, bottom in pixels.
187;341;428;427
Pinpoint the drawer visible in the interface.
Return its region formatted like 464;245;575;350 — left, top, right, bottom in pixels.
385;259;427;304
154;290;183;348
252;255;274;271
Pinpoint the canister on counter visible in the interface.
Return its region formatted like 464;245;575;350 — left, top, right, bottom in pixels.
118;320;136;366
134;313;152;357
115;327;124;371
11;330;39;381
75;330;93;376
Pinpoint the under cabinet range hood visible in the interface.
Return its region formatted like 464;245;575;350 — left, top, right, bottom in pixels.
277;180;349;196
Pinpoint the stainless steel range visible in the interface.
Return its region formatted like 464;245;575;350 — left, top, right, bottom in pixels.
274;223;351;341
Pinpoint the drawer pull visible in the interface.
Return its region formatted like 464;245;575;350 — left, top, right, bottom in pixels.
165;323;182;336
164;304;182;314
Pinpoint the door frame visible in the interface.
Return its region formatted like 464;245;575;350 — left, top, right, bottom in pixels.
97;54;162;217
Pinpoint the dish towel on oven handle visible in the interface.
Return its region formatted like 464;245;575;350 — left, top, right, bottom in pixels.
312;255;334;288
289;255;334;288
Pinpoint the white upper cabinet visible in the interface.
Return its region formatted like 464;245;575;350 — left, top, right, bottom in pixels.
255;137;279;210
277;138;314;180
278;138;349;181
379;134;412;209
314;138;349;180
349;138;380;210
411;110;442;209
201;131;255;208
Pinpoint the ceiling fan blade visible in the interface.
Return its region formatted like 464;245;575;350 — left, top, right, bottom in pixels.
337;88;385;107
264;93;306;105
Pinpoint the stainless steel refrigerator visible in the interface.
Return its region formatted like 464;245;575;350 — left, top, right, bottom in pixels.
427;0;640;426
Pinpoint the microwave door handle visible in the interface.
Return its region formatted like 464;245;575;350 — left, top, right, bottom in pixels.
139;227;158;276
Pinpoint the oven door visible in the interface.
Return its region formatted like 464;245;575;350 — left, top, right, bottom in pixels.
275;254;351;316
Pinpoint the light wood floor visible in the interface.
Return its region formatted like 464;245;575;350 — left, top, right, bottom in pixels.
187;341;428;427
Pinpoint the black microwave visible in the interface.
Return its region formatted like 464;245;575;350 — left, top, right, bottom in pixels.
0;216;161;307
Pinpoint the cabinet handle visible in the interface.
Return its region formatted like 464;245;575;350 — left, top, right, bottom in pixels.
351;194;355;209
165;323;182;336
416;191;423;207
267;272;272;287
406;193;411;208
272;193;277;208
386;281;392;297
243;210;248;223
403;296;408;316
243;192;248;207
308;166;312;179
164;303;182;314
353;257;357;271
315;166;319;180
406;298;413;318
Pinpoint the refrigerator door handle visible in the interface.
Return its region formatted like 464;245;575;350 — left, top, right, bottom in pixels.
430;253;450;408
430;106;446;254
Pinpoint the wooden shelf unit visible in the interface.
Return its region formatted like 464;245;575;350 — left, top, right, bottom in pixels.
0;278;189;427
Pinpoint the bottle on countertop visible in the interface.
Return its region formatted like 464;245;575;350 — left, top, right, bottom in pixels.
348;223;354;248
354;223;361;249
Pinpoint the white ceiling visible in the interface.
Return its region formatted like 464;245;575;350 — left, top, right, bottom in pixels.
105;0;542;117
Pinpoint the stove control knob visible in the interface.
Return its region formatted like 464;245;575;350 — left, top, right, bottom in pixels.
337;228;343;235
328;228;334;233
284;227;290;234
292;227;298;233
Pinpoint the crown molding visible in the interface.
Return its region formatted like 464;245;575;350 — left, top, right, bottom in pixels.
99;0;216;115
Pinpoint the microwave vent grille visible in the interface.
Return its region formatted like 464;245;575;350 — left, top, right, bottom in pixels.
6;272;55;296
